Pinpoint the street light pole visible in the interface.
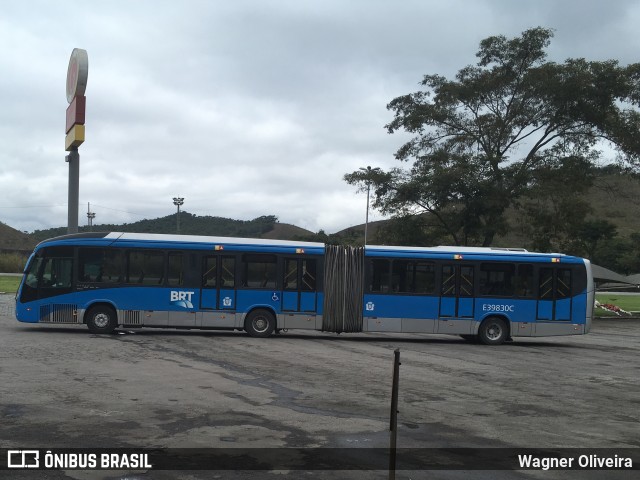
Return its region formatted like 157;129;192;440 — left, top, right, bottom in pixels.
365;174;371;246
173;197;184;234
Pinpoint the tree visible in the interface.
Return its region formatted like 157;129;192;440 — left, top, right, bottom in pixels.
576;219;618;260
345;27;640;246
516;155;595;252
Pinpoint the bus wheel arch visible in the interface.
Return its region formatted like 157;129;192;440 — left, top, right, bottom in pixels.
85;303;118;334
478;316;510;345
244;308;277;338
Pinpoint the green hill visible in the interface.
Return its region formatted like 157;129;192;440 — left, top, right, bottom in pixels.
584;172;640;238
0;222;36;252
29;213;314;243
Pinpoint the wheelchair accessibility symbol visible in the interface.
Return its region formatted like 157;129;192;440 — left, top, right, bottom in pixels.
272;293;280;302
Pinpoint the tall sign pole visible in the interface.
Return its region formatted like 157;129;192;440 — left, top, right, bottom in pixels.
65;48;88;234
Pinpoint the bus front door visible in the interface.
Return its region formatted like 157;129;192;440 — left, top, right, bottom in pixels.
282;258;318;329
200;255;236;326
537;267;572;321
438;264;475;334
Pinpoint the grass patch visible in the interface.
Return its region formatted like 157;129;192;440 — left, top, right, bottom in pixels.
595;293;640;316
0;275;21;294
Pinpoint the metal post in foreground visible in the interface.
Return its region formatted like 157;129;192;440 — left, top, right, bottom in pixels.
389;348;401;479
66;148;80;234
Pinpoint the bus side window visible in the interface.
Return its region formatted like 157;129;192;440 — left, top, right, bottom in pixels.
301;260;317;292
78;248;124;284
284;259;298;290
221;257;235;288
103;250;125;283
368;259;390;293
78;248;101;282
441;265;456;296
20;246;73;301
557;269;572;298
41;257;73;289
242;254;277;289
202;256;217;287
479;263;514;297
538;268;554;299
127;251;164;285
414;262;436;294
459;266;474;297
168;252;184;286
24;257;42;288
516;264;534;298
391;260;435;294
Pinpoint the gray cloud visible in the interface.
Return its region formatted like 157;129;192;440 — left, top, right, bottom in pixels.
1;0;638;234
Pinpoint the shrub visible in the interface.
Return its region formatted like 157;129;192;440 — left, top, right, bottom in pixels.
0;253;29;273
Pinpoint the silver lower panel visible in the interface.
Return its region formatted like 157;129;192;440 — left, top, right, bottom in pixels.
99;308;588;338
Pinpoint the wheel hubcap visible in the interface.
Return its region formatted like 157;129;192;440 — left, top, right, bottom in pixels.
94;313;109;328
253;317;268;332
487;324;502;340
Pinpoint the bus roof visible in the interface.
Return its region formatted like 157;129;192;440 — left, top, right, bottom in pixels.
367;245;533;254
365;244;582;261
105;232;324;248
34;233;583;262
36;232;325;253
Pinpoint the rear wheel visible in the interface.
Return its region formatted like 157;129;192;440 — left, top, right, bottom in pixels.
244;309;276;338
86;305;118;334
478;317;508;345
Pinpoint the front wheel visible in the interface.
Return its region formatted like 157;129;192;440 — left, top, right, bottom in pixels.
86;305;118;334
244;309;276;338
478;317;508;345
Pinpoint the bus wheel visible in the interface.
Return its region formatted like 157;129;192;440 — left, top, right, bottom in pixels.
244;309;275;338
86;306;118;334
478;317;508;345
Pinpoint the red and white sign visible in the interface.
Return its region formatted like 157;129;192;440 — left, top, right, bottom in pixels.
66;48;88;104
65;95;86;133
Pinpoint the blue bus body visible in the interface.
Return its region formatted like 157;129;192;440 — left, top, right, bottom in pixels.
362;245;593;339
15;233;594;344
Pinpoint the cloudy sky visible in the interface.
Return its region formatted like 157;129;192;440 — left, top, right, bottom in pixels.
1;0;639;234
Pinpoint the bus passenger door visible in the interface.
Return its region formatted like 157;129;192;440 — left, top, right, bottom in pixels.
200;255;236;310
282;258;318;328
439;264;475;333
537;267;572;321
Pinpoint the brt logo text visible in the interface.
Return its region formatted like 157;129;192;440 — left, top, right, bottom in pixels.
170;291;195;308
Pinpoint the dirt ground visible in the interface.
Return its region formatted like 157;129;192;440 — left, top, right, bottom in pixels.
0;294;638;479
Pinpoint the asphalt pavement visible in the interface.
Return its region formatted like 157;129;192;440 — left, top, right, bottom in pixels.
1;294;638;479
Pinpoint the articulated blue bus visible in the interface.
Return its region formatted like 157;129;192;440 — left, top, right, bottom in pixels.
15;232;594;345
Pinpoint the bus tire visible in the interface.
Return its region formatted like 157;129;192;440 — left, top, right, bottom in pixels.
478;317;508;345
86;305;118;334
244;309;276;338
